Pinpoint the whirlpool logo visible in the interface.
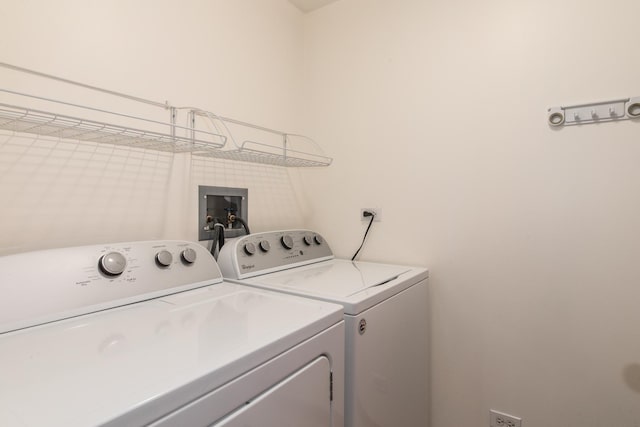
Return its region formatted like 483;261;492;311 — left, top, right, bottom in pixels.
241;264;255;270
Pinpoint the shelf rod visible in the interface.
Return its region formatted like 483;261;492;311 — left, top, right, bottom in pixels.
0;62;168;109
191;109;286;137
0;89;187;133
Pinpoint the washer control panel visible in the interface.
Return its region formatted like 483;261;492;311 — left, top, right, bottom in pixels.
218;230;333;279
0;240;221;334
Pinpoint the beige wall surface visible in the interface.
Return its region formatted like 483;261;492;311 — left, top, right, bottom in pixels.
0;0;306;254
299;0;640;426
3;1;640;426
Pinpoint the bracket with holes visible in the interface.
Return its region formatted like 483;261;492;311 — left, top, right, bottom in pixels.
548;96;640;127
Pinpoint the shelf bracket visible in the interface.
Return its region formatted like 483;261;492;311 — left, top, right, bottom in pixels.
170;106;177;138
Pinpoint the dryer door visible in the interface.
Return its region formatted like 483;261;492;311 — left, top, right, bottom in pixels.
215;356;332;427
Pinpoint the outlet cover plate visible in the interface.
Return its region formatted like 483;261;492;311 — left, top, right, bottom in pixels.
360;208;382;222
490;410;522;427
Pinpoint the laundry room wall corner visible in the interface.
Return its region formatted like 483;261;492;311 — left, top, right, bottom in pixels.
298;0;640;426
0;0;308;254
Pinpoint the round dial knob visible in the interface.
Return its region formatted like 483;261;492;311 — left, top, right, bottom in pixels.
155;250;173;267
303;235;313;246
259;240;271;252
99;251;127;276
243;242;256;256
281;235;294;250
181;248;197;264
314;235;324;245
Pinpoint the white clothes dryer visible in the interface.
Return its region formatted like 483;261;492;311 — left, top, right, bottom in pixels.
218;230;429;427
0;240;344;427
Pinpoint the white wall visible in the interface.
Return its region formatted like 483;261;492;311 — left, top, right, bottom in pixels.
4;1;640;426
300;0;640;426
0;0;306;254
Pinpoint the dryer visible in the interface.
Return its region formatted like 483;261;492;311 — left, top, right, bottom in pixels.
0;240;345;427
218;230;429;427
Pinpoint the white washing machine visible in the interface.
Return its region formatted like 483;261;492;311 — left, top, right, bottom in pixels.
0;240;345;427
218;230;429;427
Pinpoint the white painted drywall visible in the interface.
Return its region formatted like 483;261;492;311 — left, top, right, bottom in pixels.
0;0;306;254
288;0;341;13
299;0;640;426
3;1;640;426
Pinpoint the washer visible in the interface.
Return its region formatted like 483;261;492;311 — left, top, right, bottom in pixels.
0;240;345;427
218;229;429;427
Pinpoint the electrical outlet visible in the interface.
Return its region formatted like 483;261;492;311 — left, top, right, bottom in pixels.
490;410;522;427
360;208;382;222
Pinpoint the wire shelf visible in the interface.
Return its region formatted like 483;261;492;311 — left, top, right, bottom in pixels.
189;110;333;167
193;141;333;167
0;62;332;167
0;104;226;153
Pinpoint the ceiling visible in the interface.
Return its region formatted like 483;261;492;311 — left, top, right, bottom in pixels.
288;0;341;13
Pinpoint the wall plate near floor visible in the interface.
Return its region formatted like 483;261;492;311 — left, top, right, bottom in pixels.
490;409;522;427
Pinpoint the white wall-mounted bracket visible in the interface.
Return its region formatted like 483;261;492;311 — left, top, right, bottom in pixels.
548;96;640;127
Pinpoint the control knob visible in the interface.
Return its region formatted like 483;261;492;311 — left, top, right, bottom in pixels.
281;235;294;250
181;248;197;264
244;242;256;256
155;250;173;267
259;240;271;252
303;235;313;246
99;251;127;276
314;235;324;245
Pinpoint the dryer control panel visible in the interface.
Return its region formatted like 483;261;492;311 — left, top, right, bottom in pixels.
0;240;223;334
218;230;334;279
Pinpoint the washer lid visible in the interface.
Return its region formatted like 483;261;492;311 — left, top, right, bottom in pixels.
242;259;411;298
